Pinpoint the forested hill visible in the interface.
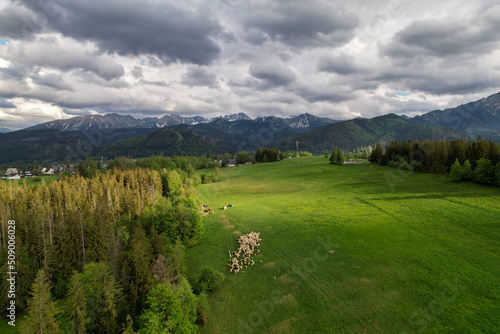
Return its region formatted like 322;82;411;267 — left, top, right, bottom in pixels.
0;129;90;165
0;128;158;164
0;127;215;164
410;91;500;141
273;114;464;154
97;126;217;159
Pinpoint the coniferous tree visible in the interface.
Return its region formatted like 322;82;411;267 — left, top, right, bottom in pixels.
329;148;344;165
21;270;61;334
462;159;473;181
80;262;122;334
129;223;153;294
329;148;336;164
369;143;383;164
123;315;138;334
336;149;344;165
68;271;87;334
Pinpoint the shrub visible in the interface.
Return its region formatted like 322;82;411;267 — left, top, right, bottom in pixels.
474;158;495;185
449;159;463;181
193;266;225;294
298;151;312;157
410;160;424;172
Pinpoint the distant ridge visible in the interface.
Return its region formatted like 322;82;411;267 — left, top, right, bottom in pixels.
26;113;210;131
274;114;464;154
25;112;338;133
409;91;500;141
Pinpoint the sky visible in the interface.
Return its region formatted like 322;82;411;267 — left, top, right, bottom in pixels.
0;0;499;130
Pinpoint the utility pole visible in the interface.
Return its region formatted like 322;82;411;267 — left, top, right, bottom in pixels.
296;141;299;157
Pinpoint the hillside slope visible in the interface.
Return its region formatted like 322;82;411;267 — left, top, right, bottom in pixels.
97;127;217;158
410;91;500;140
274;114;463;153
0;129;90;164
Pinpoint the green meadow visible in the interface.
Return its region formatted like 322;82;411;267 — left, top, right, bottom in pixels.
1;175;59;186
187;156;500;333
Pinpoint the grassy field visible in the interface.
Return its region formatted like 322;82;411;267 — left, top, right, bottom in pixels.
1;175;59;186
186;156;500;333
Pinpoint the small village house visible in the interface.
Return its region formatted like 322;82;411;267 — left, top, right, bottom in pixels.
4;168;20;180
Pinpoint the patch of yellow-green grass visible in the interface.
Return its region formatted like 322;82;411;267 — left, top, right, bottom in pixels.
1;175;59;186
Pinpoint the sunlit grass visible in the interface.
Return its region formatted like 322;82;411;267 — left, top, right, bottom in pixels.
186;156;500;333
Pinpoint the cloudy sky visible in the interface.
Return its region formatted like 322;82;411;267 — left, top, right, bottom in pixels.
0;0;499;130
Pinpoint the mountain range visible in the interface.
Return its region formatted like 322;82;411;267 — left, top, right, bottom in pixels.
0;91;499;165
26;112;331;132
276;114;463;153
409;92;500;141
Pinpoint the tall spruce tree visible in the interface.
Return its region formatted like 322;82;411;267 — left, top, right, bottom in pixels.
68;271;87;334
80;262;122;334
21;270;61;334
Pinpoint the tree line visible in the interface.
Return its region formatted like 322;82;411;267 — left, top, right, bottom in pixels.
369;137;500;186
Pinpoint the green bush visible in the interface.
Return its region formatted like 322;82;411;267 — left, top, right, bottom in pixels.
450;159;463;181
474;158;495;185
193;266;225;294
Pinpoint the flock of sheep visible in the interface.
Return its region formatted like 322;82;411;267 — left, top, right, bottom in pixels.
228;231;261;273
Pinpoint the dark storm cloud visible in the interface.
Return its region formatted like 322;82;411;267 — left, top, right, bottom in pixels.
0;98;16;108
32;73;74;91
293;85;355;103
404;75;500;96
0;3;43;39
6;0;224;65
72;71;129;89
373;65;500;96
229;49;260;64
317;54;360;75
181;67;219;88
0;66;30;82
244;0;359;47
249;63;297;88
382;12;500;59
373;5;500;96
